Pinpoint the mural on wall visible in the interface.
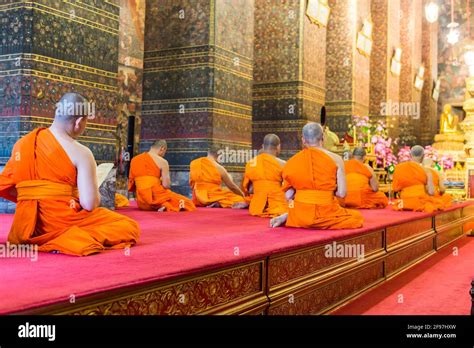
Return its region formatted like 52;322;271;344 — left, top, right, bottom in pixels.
0;0;120;165
0;0;120;213
116;0;145;191
438;0;472;108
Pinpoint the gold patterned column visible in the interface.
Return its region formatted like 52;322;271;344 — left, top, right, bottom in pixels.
398;0;423;146
142;0;254;194
369;0;401;139
253;0;326;158
461;76;474;199
325;0;371;137
419;0;438;146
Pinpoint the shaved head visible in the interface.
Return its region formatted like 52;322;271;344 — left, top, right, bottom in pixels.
302;122;324;146
151;139;167;149
410;145;424;159
263;134;280;150
208;144;221;158
353;147;366;159
55;93;91;122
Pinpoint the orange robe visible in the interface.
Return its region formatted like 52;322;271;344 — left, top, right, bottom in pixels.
343;159;388;209
430;168;453;208
392;161;443;213
189;157;246;208
128;153;195;212
0;128;140;256
242;153;287;217
115;193;130;208
282;148;364;229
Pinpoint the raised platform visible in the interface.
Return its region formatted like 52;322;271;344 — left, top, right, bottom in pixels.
1;202;473;315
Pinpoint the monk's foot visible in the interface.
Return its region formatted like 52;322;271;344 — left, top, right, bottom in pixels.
232;202;249;209
270;213;288;228
205;202;221;208
157;207;166;212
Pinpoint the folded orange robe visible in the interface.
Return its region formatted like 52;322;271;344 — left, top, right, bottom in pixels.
430;168;453;208
343;159;388;209
0;128;140;256
282;148;363;229
242;153;287;217
189;157;246;208
115;193;130;208
392;162;443;213
128;153;195;212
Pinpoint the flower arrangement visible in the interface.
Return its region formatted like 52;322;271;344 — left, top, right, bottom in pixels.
349;116;397;167
397;146;411;163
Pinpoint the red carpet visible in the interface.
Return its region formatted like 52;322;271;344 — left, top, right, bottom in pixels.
0;202;471;314
333;236;474;315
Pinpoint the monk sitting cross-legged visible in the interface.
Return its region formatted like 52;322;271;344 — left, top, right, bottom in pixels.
392;145;444;213
343;147;388;209
242;134;287;218
128;140;195;212
189;146;248;208
423;157;453;209
0;93;140;256
270;122;364;229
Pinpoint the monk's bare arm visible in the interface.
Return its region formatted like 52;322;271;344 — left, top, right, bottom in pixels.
217;164;245;197
320;149;346;198
366;165;379;192
158;157;171;189
76;147;100;211
424;168;435;196
332;154;347;198
438;171;446;194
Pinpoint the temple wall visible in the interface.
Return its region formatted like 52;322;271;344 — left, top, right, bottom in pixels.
0;0;120;212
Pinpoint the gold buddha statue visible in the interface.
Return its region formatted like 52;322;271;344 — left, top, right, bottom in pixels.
433;104;465;161
440;104;460;134
323;126;340;152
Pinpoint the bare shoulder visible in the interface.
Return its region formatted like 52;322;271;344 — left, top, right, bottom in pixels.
68;141;95;167
214;161;226;172
274;157;286;166
156;155;169;167
76;141;93;157
321;148;343;167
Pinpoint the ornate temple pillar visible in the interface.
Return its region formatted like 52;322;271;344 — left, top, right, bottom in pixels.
141;0;254;194
325;0;371;137
419;0;439;146
253;0;326;158
369;0;401;139
0;0;120;213
398;0;423;146
116;0;146;192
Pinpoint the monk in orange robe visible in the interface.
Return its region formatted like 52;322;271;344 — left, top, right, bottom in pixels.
423;158;453;208
0;93;140;256
128;140;195;212
242;134;287;217
270;122;364;229
189;146;248;208
343;147;388;209
392;146;444;213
